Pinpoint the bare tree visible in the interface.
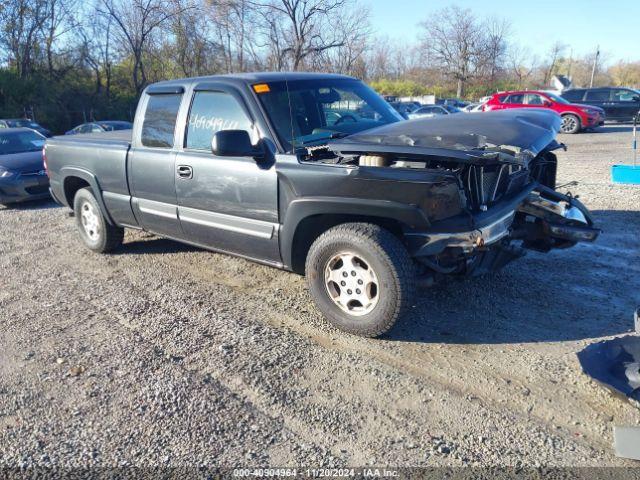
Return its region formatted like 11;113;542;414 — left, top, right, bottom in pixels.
366;37;394;81
314;1;370;76
251;0;354;71
168;2;222;76
76;8;115;96
542;41;566;86
207;0;261;72
42;0;79;77
419;6;485;97
610;60;640;88
508;44;537;89
99;0;193;94
0;0;49;78
480;17;510;84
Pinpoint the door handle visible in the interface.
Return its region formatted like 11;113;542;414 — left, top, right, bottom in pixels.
177;165;193;179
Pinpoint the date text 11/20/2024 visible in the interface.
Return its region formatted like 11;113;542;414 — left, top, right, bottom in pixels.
232;468;400;477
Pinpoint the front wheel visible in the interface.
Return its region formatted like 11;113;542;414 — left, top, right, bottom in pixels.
305;223;416;337
560;114;581;134
73;187;123;253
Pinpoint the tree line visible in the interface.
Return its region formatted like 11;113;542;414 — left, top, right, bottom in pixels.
1;0;639;133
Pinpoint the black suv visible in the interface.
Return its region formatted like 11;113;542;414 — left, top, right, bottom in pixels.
561;87;640;122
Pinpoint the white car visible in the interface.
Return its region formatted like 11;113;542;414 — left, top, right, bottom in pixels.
407;105;450;119
462;103;485;113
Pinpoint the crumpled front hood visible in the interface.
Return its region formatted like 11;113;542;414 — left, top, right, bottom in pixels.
329;109;562;165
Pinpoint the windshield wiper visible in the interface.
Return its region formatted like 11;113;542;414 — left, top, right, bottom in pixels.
297;132;350;147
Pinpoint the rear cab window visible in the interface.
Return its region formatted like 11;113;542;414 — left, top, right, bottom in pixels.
141;93;183;148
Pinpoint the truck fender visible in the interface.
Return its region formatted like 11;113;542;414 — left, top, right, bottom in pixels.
60;166;115;226
280;196;430;271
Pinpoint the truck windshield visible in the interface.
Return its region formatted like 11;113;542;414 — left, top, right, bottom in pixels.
255;79;403;152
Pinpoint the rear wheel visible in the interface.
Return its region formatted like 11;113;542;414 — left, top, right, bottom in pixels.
560;114;581;134
73;187;123;253
305;223;416;337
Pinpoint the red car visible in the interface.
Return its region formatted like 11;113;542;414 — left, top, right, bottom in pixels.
483;90;605;134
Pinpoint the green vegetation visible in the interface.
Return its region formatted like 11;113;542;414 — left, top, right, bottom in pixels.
0;69;136;134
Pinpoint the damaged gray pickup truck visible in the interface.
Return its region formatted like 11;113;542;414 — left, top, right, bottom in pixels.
45;73;600;337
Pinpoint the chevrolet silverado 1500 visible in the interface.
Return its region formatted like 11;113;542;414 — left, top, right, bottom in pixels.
45;73;600;337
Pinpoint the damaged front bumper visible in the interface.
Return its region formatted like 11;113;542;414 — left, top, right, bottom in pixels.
514;185;600;251
405;182;600;275
406;185;537;258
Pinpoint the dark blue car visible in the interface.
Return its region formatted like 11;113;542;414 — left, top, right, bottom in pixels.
0;128;50;205
0;118;51;137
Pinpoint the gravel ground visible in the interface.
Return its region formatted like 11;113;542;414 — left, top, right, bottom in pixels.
1;125;640;470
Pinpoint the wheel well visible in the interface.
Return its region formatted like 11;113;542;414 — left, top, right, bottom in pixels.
289;214;404;274
562;112;582;122
63;176;91;206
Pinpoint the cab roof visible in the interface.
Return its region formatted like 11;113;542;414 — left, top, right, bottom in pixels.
146;72;356;90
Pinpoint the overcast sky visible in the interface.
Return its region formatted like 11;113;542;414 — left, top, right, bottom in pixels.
368;0;640;63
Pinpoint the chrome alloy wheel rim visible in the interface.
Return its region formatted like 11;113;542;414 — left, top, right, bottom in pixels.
80;201;101;241
324;252;380;316
561;116;577;133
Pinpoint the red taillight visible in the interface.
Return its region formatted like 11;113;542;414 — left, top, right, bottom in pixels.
42;146;49;176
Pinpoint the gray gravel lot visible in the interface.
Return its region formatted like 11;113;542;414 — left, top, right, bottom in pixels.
1;125;640;469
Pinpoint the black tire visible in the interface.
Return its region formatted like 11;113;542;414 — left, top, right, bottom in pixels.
560;114;581;134
73;187;123;253
305;223;416;337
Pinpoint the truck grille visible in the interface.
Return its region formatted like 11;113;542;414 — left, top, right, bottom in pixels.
464;164;528;211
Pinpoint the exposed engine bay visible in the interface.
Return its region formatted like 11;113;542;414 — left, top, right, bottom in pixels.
301;141;559;210
296;112;600;280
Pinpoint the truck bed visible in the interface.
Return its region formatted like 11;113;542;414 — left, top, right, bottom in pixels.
46;130;135;226
48;129;132;148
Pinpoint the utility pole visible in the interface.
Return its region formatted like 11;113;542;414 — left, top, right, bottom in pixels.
567;48;573;80
589;46;600;88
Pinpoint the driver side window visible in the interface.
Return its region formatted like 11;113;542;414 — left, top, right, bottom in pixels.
185;91;254;151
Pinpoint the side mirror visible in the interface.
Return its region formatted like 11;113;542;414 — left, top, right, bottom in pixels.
633;96;640;103
211;130;263;159
543;101;553;107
